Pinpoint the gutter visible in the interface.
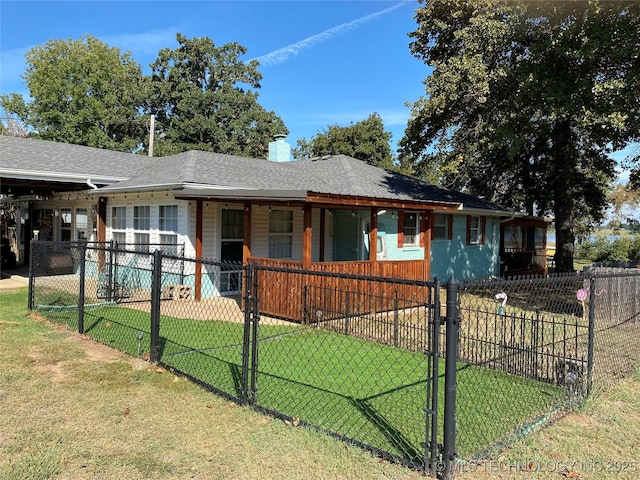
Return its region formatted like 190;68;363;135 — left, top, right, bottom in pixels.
0;168;125;184
500;212;516;223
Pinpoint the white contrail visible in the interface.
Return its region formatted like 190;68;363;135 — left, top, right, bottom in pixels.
252;1;411;66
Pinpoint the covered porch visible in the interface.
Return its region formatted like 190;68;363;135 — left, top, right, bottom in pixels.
178;193;460;307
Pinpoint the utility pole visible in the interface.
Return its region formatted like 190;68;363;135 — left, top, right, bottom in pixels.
148;114;155;157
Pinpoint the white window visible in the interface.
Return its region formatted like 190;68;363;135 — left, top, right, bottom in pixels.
159;234;177;255
111;206;127;246
159;205;178;231
134;206;150;252
112;231;127;245
159;205;179;254
76;208;89;241
269;210;293;259
60;208;72;241
433;214;449;240
468;216;483;245
403;212;419;246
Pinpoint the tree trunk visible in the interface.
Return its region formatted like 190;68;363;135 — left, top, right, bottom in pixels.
552;119;575;273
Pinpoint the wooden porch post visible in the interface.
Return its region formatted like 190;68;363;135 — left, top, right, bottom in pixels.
243;202;252;263
319;208;326;262
422;211;433;279
97;196;107;271
97;197;107;243
303;204;312;267
369;207;378;262
195;199;203;301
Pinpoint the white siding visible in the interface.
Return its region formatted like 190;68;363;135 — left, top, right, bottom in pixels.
251;205;269;258
292;208;303;260
201;202;218;259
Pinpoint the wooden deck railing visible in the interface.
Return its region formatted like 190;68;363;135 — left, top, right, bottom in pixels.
248;258;432;322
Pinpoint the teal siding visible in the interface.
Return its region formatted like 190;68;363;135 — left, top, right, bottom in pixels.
367;212;500;280
380;211;425;261
430;215;500;281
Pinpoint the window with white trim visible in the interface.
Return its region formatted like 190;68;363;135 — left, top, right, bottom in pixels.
269;210;293;259
111;206;127;245
468;216;483;245
403;212;419;246
159;234;178;255
76;208;89;241
159;205;179;254
133;206;150;252
60;208;72;241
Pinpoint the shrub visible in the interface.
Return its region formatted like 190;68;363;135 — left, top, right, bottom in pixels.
575;236;640;262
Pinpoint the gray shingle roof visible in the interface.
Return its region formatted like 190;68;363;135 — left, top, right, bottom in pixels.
1;136;508;213
0;135;156;184
101;150;508;212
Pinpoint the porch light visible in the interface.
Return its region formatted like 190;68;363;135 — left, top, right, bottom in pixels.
351;210;356;217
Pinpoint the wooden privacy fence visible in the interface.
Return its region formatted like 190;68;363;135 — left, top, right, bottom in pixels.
249;258;430;322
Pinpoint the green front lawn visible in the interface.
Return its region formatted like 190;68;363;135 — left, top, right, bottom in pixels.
36;304;563;461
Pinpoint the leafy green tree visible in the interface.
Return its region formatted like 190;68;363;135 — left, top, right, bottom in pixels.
401;0;640;272
0;35;147;152
145;34;287;158
608;182;640;229
292;113;394;169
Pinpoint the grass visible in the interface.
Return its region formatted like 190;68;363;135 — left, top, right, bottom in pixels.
2;288;639;479
31;297;562;462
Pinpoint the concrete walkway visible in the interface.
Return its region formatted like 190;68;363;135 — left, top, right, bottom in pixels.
0;265;29;290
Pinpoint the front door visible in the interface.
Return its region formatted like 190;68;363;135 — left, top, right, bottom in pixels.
332;210;360;261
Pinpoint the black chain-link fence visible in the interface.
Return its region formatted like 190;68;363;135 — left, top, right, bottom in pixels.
457;269;640;459
27;241;640;475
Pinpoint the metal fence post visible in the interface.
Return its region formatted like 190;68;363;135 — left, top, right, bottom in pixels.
240;263;253;406
442;275;459;479
27;239;34;311
586;275;596;395
427;276;441;476
107;240;114;302
345;288;351;336
149;249;162;363
393;290;399;348
250;262;260;406
78;242;86;334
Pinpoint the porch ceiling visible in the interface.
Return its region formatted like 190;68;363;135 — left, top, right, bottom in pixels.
0;176;95;198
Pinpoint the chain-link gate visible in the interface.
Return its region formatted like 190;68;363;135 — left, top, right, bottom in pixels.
246;264;458;475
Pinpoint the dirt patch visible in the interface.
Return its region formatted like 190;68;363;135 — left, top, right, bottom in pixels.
75;334;125;362
27;316;144;382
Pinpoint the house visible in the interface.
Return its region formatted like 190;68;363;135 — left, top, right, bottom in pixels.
0;135;548;297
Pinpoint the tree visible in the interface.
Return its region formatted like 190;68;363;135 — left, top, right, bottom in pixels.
145;34;287;158
400;0;640;272
292;113;394;169
608;183;639;230
0;35;147;152
0;109;28;137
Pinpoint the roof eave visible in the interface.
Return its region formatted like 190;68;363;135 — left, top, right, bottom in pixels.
1;168;125;184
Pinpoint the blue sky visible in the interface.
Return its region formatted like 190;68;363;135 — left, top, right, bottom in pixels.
0;0;428;152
